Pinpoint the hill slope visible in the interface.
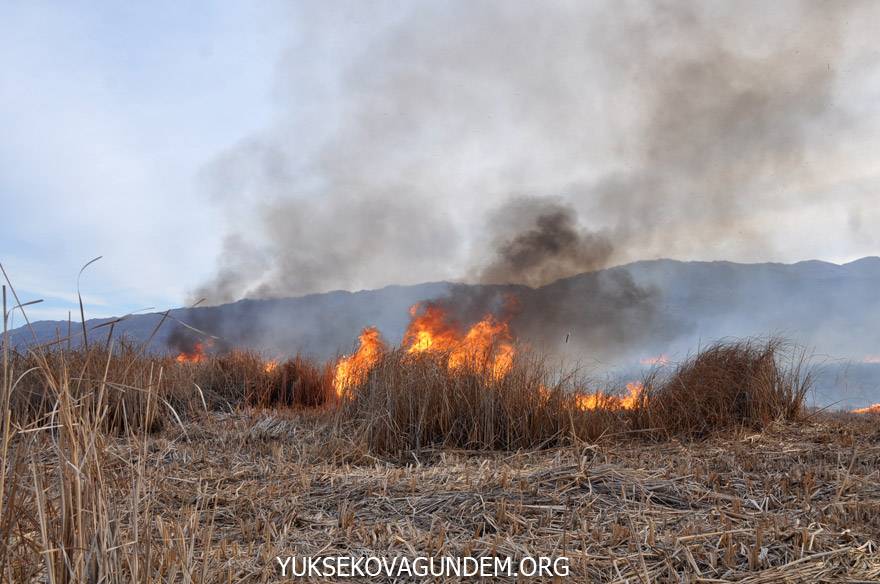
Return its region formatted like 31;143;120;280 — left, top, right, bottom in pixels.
8;258;880;407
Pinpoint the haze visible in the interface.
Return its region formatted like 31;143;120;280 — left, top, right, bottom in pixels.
2;1;879;320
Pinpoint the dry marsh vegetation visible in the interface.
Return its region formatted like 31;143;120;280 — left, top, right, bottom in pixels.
643;339;812;439
1;291;877;581
334;339;811;454
334;348;637;453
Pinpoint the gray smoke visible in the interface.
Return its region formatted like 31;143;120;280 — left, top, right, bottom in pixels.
477;197;614;287
583;2;853;260
187;1;874;355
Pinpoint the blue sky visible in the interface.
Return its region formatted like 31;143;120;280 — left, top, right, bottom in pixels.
2;1;880;322
0;2;290;320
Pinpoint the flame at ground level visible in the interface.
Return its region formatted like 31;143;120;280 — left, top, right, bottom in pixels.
852;403;880;415
574;382;645;411
640;354;670;366
175;341;210;364
173;299;652;413
333;327;387;397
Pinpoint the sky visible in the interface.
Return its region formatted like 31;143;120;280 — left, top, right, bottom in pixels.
1;2;290;320
2;1;879;321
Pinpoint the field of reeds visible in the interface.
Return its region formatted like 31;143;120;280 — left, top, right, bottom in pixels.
2;318;879;581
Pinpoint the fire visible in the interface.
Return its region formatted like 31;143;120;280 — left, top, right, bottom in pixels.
574;382;645;411
852;403;880;415
175;341;209;363
404;304;460;354
264;360;278;373
448;315;515;379
640;354;670;366
538;384;551;401
404;303;516;380
333;327;387;397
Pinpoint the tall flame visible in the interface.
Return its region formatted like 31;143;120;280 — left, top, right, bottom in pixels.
403;304;460;354
404;303;515;380
333;327;386;397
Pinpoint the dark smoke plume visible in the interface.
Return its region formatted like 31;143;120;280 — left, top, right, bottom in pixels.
477;197;613;287
181;1;874;357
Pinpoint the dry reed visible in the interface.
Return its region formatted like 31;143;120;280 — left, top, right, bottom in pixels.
3;276;853;582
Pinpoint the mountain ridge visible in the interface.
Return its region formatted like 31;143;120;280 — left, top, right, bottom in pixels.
7;257;880;366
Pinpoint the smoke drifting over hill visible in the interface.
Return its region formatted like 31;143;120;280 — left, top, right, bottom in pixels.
476;197;613;288
196;1;869;302
178;1;877;355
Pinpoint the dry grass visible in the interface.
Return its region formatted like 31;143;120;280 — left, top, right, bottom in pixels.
644;339;811;439
334;349;640;453
16;409;875;582
333;339;809;454
7;343;168;433
0;335;222;582
5;317;874;582
247;355;333;408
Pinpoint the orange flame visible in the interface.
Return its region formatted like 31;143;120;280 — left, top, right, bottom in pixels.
852;403;880;414
640;354;669;366
404;303;515;380
574;382;645;411
333;327;387;397
264;360;278;373
404;304;460;354
175;341;209;364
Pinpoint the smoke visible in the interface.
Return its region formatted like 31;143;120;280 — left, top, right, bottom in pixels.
196;1;868;302
477;197;613;287
179;1;875;356
583;2;854;260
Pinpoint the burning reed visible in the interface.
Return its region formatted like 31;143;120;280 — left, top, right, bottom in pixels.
0;331;815;581
333;347;649;453
332;338;812;454
248;354;333;408
4;333;812;452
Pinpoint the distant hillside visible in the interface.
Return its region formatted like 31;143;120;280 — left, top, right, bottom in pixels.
7;281;455;359
620;257;880;359
8;258;880;408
